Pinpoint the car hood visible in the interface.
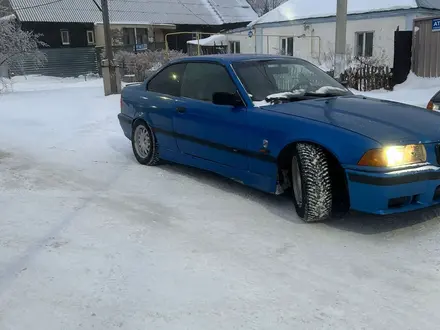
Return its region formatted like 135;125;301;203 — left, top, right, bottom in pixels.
262;95;440;144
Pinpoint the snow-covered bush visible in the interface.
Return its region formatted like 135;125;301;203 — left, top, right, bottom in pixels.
317;42;389;73
316;42;392;91
115;50;187;82
0;77;12;93
316;43;355;73
0;6;46;91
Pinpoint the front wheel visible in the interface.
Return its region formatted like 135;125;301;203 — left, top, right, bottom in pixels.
291;143;332;222
131;120;160;166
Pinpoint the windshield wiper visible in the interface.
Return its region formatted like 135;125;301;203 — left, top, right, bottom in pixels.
265;92;308;104
265;91;346;104
302;92;347;97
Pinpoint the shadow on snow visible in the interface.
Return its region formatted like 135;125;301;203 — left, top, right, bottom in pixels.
111;138;440;236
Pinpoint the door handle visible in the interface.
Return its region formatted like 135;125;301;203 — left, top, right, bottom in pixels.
176;106;186;113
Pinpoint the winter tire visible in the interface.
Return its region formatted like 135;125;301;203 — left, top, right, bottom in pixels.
131;120;160;166
291;143;332;222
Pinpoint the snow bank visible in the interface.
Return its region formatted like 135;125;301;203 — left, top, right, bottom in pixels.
249;0;420;26
4;74;102;93
361;72;440;108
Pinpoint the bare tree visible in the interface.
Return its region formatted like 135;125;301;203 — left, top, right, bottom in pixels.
247;0;287;15
0;6;46;77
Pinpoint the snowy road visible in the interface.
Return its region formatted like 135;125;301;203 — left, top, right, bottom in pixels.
1;77;440;329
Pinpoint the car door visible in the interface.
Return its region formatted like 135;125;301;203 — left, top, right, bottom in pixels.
173;61;249;170
142;62;187;153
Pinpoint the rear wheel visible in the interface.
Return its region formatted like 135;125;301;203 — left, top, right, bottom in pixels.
131;120;160;166
291;143;332;222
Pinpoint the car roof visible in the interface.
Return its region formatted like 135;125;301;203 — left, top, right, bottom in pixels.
171;54;303;65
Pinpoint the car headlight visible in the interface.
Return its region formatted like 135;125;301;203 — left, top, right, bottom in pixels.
358;144;427;167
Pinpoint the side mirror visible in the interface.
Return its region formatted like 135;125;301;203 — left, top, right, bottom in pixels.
212;92;243;107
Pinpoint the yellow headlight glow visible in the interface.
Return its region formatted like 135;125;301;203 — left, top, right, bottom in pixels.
358;144;427;167
384;146;405;166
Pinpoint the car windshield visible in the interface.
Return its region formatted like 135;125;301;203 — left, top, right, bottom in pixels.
232;58;352;102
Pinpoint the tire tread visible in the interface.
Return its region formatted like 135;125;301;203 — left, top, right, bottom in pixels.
296;143;332;222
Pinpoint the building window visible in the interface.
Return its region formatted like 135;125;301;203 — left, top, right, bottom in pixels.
136;28;148;45
87;30;95;45
123;28;135;45
60;29;70;45
122;27;149;45
356;32;373;57
280;37;293;56
229;41;240;54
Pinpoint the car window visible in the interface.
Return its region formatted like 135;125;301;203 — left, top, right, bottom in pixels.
181;62;237;102
147;63;186;97
270;64;321;91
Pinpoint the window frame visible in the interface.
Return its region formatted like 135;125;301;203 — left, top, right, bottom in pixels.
135;28;149;45
355;31;374;57
146;62;187;97
86;30;95;45
60;29;70;45
123;27;135;45
179;60;244;105
229;41;241;54
280;37;294;56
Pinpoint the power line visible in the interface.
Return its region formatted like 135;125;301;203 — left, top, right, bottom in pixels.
13;0;63;10
175;0;212;25
92;0;102;11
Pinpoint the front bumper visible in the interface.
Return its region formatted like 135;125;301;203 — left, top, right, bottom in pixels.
346;165;440;214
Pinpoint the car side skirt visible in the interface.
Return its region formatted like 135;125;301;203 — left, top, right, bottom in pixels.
159;148;277;194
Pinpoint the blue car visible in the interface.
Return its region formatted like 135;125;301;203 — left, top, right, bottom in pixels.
118;54;440;222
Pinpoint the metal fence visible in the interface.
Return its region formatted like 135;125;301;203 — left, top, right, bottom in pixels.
412;16;440;77
9;47;99;77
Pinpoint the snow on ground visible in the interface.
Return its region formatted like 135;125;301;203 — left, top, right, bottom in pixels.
358;73;440;108
1;75;440;329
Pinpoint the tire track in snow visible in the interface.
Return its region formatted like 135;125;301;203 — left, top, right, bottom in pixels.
0;159;131;296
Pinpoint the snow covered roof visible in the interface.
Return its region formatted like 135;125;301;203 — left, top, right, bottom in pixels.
8;0;257;25
248;0;440;26
187;34;227;46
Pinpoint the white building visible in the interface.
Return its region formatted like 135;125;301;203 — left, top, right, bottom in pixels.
245;0;440;68
187;28;257;55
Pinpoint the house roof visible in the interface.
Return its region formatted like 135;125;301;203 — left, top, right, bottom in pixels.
8;0;257;25
187;34;227;45
248;0;440;26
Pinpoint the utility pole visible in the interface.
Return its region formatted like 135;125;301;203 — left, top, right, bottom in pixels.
101;0;117;94
334;0;347;80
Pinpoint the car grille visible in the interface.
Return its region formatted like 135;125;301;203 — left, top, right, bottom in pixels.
436;144;440;165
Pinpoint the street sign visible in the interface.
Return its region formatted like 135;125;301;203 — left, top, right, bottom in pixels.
135;44;148;51
433;18;440;31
